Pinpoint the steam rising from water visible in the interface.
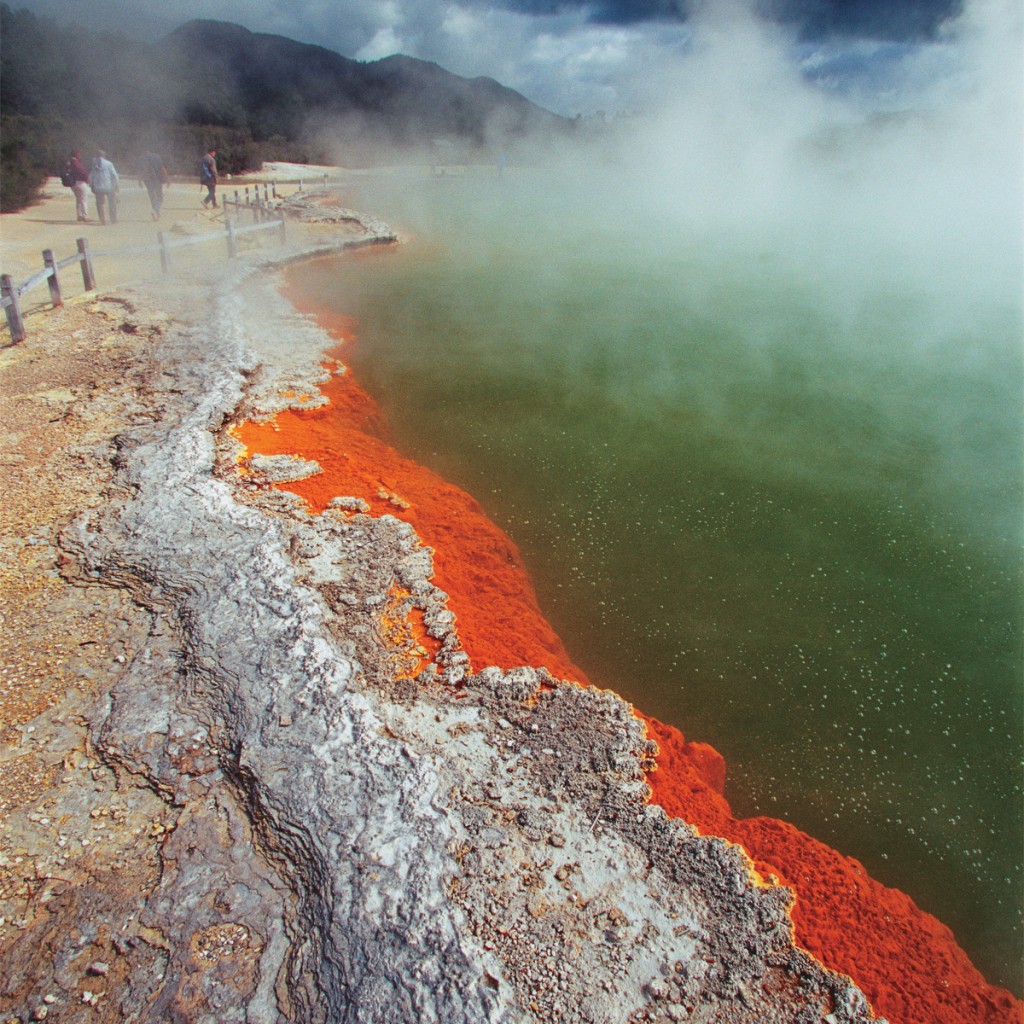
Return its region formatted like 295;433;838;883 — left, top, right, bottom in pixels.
383;0;1021;537
576;0;1020;307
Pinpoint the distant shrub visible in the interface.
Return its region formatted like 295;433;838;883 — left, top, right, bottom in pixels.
0;116;50;212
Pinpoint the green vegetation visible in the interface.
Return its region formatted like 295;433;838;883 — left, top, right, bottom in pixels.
0;4;570;212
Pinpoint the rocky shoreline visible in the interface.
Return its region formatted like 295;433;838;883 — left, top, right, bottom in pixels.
0;194;890;1022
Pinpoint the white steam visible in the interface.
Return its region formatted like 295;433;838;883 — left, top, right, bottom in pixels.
595;0;1022;324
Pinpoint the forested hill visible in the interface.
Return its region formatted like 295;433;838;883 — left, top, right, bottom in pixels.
0;5;574;211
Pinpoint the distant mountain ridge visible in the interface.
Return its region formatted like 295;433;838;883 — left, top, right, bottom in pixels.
158;19;569;149
0;4;573;209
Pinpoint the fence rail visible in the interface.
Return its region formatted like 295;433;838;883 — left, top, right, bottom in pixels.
2;213;286;345
220;174;330;216
1;238;96;344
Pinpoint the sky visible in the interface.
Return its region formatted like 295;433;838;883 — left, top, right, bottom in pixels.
8;0;992;116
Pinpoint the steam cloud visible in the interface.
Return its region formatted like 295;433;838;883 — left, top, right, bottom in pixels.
614;0;1022;311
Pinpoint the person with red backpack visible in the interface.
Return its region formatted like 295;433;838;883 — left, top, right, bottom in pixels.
62;149;90;222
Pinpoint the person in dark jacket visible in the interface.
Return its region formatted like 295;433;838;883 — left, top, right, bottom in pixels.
139;151;170;220
68;150;90;222
200;148;218;208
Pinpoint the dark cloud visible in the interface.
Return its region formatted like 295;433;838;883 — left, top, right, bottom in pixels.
501;0;686;25
494;0;964;40
755;0;964;40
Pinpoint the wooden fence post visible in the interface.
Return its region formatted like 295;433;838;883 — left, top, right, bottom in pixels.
1;274;26;343
42;249;63;307
234;189;240;208
77;238;96;291
158;231;170;273
252;196;261;225
244;185;250;207
272;180;278;199
278;214;287;245
226;217;237;259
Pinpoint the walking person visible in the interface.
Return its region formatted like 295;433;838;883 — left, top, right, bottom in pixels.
139;150;170;220
88;150;120;224
200;147;218;208
65;149;91;222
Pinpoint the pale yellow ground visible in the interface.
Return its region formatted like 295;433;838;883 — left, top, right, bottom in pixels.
0;173;325;315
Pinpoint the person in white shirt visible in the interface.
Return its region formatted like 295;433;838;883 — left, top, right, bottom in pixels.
88;150;120;225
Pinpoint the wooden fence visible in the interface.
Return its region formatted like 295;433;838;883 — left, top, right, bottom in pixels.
1;238;96;344
2;213;286;345
222;176;329;212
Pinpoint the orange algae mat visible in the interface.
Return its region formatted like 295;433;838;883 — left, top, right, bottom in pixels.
234;304;580;684
232;276;1023;1024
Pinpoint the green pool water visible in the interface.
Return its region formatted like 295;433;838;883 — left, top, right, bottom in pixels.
292;169;1022;992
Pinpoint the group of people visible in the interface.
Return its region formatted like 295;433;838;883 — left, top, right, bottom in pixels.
62;147;219;223
62;150;112;223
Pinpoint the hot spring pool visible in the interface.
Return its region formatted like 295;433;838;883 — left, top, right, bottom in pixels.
287;168;1022;991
